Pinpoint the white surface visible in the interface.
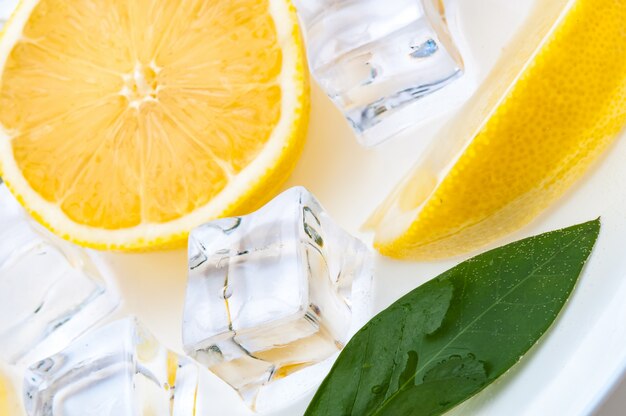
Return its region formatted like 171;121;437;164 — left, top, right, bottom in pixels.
596;374;626;415
1;0;626;415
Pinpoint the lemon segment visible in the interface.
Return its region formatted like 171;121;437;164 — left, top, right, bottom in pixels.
370;0;626;260
0;0;308;250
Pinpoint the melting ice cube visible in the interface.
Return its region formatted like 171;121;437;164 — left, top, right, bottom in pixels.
0;185;119;364
182;187;372;411
24;317;218;416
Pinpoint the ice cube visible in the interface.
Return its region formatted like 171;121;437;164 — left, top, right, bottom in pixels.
182;187;372;411
24;317;219;416
293;0;471;146
0;184;119;364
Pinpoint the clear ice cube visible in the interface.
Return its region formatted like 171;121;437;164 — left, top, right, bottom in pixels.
182;187;372;411
24;317;219;416
0;185;119;364
294;0;470;146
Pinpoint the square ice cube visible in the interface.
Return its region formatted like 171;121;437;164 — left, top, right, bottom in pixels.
0;185;119;364
182;187;372;410
293;0;468;146
24;317;217;416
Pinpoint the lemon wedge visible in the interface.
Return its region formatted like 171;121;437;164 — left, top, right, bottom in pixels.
0;0;308;250
368;0;626;260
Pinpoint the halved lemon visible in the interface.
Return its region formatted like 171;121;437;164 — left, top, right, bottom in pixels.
0;0;309;250
367;0;626;260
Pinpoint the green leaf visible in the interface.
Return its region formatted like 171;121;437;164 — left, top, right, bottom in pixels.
305;219;600;416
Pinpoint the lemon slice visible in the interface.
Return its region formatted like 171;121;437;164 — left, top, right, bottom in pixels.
0;0;308;250
0;371;14;416
367;0;626;260
0;379;6;416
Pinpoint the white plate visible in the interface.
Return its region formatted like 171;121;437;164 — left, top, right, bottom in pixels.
3;0;626;415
